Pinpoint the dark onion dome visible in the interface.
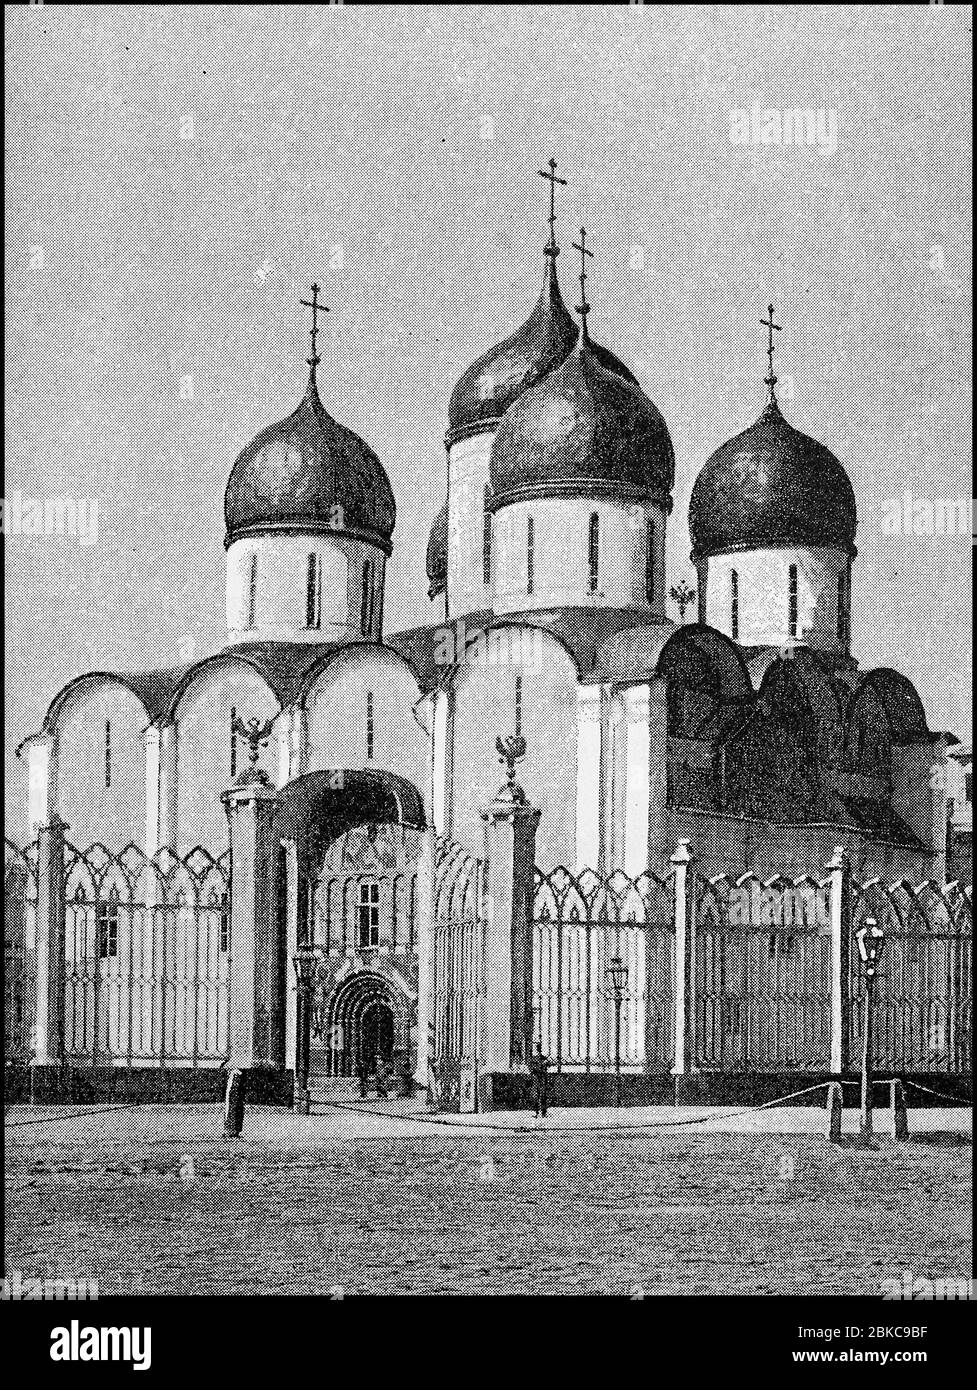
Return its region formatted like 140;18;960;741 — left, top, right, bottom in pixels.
224;368;395;553
426;502;447;599
447;256;638;444
487;332;674;513
689;396;856;562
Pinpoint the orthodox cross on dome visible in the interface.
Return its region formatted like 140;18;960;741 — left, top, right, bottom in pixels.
572;226;594;340
538;157;567;258
299;283;330;377
760;302;782;403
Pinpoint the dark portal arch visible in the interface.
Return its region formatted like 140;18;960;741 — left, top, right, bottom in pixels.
314;971;411;1079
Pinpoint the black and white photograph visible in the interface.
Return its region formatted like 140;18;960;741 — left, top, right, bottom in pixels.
3;0;972;1366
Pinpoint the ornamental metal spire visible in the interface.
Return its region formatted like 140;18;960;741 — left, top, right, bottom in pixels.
572;226;594;343
761;302;782;405
299;283;330;387
537;157;567;259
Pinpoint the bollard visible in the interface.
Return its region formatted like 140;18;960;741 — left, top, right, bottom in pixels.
826;1082;843;1143
224;1068;245;1138
890;1079;909;1140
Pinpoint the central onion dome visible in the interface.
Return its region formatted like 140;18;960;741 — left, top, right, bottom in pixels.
487;331;675;512
426;502;448;598
689;396;856;562
224;369;395;553
447;256;637;443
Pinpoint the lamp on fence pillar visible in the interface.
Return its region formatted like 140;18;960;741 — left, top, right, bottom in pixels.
854;916;885;1138
292;945;321;1115
606;956;628;1108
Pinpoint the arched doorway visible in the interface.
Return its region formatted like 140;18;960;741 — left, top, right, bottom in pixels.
316;972;410;1079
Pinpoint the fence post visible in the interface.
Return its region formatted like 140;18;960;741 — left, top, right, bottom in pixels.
670;839;693;1100
891;1078;909;1140
480;781;541;1085
221;775;284;1098
414;827;435;1092
31;815;68;1099
827;846;851;1075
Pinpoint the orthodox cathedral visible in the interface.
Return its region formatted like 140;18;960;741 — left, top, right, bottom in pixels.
20;168;948;886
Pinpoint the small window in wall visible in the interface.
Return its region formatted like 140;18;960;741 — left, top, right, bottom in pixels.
245;553;258;630
514;674;523;739
730;570;739;640
357;881;380;948
526;516;535;595
483;486;492;586
837;568;850;644
306;552;322;629
788;564;799;637
230;706;237;778
588;513;599;593
646;517;655;607
360;559;372;636
366;691;375;761
97;899;119;959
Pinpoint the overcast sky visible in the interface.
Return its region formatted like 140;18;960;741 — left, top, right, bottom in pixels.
5;4;971;838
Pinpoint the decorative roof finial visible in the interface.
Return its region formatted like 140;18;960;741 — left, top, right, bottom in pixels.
572;226;594;344
299;283;330;388
761;302;782;405
537;157;567;260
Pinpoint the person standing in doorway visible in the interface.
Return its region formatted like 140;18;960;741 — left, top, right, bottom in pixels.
530;1045;551;1118
358;1049;371;1099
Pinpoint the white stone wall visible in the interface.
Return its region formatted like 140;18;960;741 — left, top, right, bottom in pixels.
50;680;148;849
173;661;280;851
226;532;386;644
702;546;851;652
449;626;577;867
304;646;426;799
446;430;493;617
492;496;665;616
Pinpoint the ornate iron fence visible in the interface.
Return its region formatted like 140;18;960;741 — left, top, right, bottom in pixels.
849;878;972;1074
692;872;832;1071
431;836;485;1066
4;839;38;1064
532;867;675;1072
62;842;230;1066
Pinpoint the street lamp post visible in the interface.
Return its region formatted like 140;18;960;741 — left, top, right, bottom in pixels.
292;945;321;1116
606;956;628;1109
854;917;885;1138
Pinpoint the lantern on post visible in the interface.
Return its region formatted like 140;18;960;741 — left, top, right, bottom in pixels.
606;956;628;1108
292;944;322;1115
854;916;885;1137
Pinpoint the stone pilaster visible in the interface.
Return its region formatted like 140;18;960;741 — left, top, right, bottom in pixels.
480;785;540;1075
221;778;285;1082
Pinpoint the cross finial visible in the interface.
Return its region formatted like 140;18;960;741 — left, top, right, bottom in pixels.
299;283;330;378
537;157;568;258
760;302;782;403
571;227;594;340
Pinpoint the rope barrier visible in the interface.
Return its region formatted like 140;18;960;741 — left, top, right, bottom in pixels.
6;1080;967;1136
315;1082;833;1133
902;1078;970;1106
5;1101;158;1129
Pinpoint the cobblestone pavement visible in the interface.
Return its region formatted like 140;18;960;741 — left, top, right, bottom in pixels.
5;1106;971;1296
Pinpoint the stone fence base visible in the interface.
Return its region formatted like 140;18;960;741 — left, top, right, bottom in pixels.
6;1065;294;1107
476;1070;972;1111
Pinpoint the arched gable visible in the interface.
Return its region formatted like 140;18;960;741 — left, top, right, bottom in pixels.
655;624;753;740
850;669;929;745
302;644;425;792
173;654;281;852
46;674;149;849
